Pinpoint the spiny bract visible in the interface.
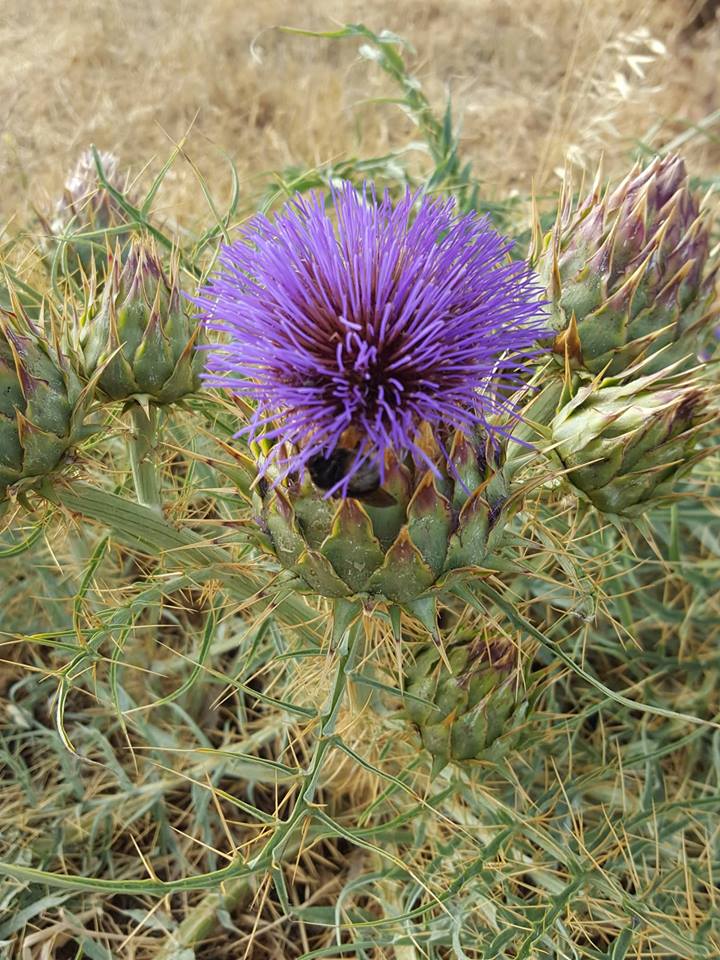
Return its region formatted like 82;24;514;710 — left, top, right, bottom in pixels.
260;428;510;604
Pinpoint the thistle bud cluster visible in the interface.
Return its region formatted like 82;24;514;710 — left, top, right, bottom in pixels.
1;146;203;506
2;155;718;544
528;155;720;516
2;149;719;778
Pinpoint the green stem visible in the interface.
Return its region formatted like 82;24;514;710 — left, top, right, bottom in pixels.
127;402;162;512
154;879;255;959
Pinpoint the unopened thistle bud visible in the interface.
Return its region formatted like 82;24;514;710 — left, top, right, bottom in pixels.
537;155;719;375
0;305;91;504
405;635;527;775
44;149;132;278
83;239;204;404
551;364;715;516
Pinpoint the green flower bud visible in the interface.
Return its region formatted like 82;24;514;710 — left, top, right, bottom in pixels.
0;306;90;504
537;155;719;375
83;239;204;405
404;635;526;775
44;149;132;278
551;366;714;516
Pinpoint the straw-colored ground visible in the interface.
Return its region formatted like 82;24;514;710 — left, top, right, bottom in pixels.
2;0;719;229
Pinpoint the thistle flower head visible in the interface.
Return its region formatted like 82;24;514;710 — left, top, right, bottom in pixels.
198;183;547;492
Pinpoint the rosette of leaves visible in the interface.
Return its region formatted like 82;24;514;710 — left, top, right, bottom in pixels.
83;238;204;405
535;154;719;375
0;304;92;505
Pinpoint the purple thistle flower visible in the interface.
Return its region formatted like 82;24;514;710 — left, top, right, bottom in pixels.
196;183;548;493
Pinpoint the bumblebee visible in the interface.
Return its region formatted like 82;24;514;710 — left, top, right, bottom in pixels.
307;431;395;507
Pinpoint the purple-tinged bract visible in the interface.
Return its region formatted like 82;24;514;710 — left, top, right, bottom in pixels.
197;183;547;491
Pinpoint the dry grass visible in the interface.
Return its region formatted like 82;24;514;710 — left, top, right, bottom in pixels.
1;0;719;231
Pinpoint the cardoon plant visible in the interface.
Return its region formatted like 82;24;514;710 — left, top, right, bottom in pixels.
2;19;720;947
